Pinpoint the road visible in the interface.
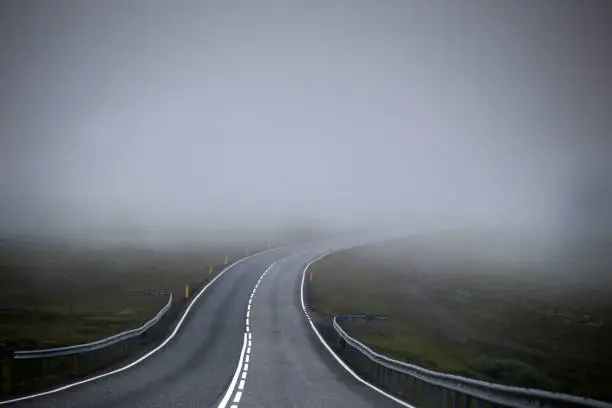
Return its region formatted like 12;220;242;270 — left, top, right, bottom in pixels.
4;243;401;408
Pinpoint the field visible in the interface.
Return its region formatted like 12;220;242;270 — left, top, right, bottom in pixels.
0;236;253;397
308;232;612;402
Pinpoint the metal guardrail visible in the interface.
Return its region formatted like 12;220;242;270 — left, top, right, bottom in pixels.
331;314;612;408
14;292;173;359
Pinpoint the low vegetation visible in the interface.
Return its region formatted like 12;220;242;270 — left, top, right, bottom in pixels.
0;236;250;397
308;232;612;402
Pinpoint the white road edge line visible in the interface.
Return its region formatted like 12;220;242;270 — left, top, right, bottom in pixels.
217;333;248;408
0;248;278;406
300;256;415;408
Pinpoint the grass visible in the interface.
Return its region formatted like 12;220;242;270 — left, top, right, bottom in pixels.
0;242;239;349
0;237;254;397
308;232;612;402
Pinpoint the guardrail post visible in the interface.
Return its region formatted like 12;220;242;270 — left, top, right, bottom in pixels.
428;383;435;406
458;391;466;408
73;354;79;375
385;366;390;387
423;380;430;406
359;350;367;374
405;374;412;396
398;372;405;396
354;346;360;370
456;392;465;408
383;366;387;388
395;371;402;394
440;388;447;408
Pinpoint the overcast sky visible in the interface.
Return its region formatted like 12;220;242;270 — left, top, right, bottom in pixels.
1;1;611;240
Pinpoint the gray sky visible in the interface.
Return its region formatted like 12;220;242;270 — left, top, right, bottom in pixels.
1;1;611;240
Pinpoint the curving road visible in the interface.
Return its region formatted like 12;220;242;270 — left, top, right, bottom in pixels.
5;243;401;408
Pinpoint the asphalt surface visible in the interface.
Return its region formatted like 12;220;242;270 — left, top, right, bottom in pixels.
240;250;399;408
5;243;400;408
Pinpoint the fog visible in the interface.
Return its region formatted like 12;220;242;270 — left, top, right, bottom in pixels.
1;1;611;245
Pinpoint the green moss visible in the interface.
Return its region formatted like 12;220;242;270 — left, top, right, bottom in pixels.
309;236;612;402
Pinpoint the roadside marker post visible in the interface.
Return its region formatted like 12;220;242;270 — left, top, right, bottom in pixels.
185;285;189;299
209;264;213;275
245;248;249;256
224;255;228;266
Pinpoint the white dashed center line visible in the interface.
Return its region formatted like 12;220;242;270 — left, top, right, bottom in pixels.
217;261;276;408
233;392;242;403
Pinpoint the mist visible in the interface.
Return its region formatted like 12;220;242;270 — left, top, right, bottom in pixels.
1;1;611;245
